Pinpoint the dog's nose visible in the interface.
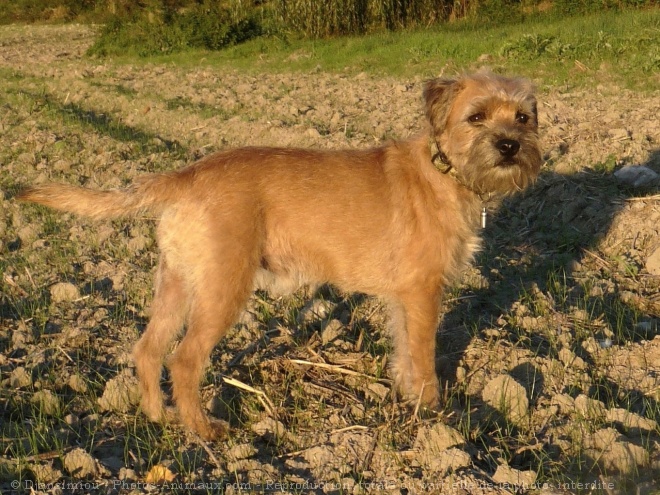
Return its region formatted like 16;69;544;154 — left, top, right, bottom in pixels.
496;139;520;157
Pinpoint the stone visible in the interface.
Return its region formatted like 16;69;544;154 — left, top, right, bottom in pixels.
31;390;61;416
482;375;529;424
64;448;98;478
97;372;140;413
646;246;660;276
614;165;658;188
321;319;344;344
414;423;466;453
297;299;336;325
574;394;606;421
50;282;80;303
492;464;537;487
9;367;32;388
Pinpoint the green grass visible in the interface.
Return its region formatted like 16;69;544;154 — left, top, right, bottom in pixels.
96;8;660;90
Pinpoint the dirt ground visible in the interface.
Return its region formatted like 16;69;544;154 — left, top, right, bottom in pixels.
0;25;659;494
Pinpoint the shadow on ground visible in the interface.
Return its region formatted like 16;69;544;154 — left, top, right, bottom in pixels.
439;151;660;482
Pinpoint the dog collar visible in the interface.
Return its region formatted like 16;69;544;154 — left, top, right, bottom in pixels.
430;138;490;228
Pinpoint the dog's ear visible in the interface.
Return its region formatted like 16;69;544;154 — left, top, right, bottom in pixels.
423;78;460;133
530;96;539;128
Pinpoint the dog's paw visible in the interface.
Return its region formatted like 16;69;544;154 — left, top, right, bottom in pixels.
419;385;440;410
140;400;172;424
195;418;229;441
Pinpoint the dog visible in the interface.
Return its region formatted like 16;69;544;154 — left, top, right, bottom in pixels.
18;71;542;440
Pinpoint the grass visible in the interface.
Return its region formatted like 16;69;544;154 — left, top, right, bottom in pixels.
99;8;660;90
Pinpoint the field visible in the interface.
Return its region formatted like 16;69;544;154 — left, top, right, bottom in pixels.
0;20;659;494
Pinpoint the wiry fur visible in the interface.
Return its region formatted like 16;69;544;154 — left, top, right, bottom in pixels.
18;72;542;440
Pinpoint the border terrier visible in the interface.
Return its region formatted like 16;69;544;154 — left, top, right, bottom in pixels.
18;72;542;440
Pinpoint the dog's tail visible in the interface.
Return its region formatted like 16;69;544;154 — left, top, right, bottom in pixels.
17;174;182;220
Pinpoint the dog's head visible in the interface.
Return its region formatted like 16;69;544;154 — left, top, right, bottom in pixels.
423;71;542;196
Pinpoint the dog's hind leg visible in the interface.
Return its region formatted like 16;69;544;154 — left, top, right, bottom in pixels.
133;259;189;423
167;228;260;440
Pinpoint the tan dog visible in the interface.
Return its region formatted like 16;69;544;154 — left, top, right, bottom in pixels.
18;72;542;440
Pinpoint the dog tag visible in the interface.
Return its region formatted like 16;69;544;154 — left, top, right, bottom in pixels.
481;207;487;229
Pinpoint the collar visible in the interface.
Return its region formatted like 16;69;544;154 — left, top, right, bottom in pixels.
429;138;492;199
429;138;493;228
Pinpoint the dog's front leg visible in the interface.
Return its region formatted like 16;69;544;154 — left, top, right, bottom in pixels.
395;289;442;408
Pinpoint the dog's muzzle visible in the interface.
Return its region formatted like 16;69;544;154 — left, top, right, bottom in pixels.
496;138;520;158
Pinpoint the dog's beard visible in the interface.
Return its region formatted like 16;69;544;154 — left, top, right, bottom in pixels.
456;134;542;196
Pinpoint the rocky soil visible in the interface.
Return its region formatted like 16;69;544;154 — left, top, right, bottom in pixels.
0;25;659;494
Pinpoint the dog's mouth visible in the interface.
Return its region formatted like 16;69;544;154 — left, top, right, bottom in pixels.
495;157;519;168
493;138;522;168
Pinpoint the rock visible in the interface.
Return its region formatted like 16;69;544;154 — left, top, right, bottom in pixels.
414;423;466;452
50;282;80;303
574;394;606;421
321;319;344;344
226;443;256;461
413;423;469;474
251;418;287;441
424;447;472;473
492;464;537;487
606;408;658;433
29;463;63;484
68;373;88;393
550;393;575;414
97;372;140;413
558;348;586;370
119;467;137;480
482;375;529;424
590;427;619;450
586;432;649;474
586;428;649;473
297;299;336;325
646;246;660;276
11;324;34;349
64;414;79;426
300;445;334;468
64;448;98;478
31;390;61;416
366;382;389;401
614;165;658;188
145;464;176;483
9;366;32;388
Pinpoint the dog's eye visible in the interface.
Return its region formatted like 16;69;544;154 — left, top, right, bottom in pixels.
468;112;486;124
516;112;529;124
